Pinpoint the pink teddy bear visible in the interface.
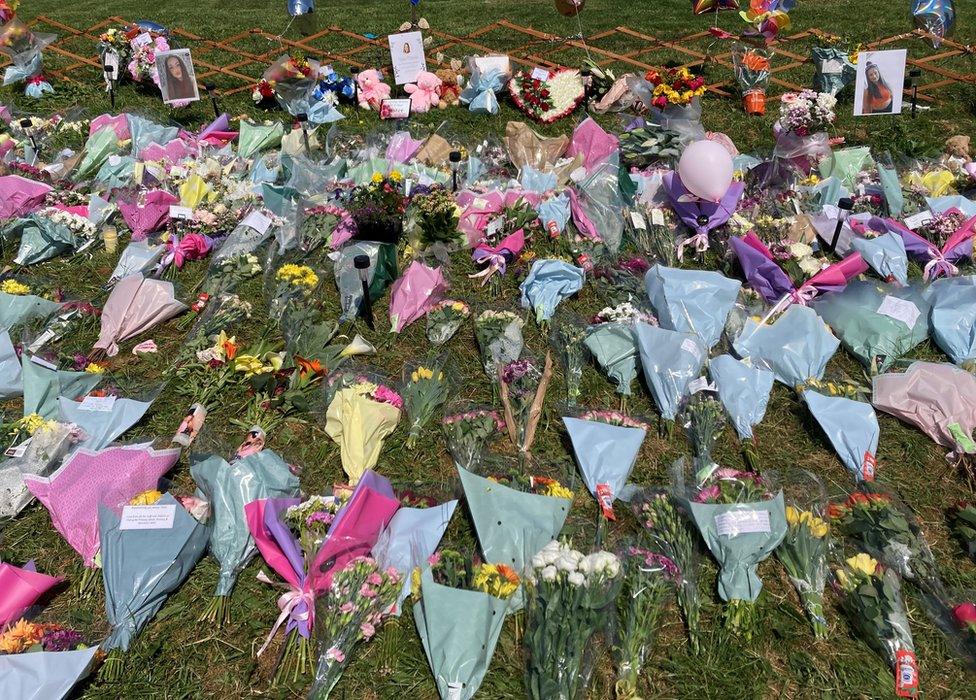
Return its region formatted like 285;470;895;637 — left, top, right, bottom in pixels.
357;69;391;111
404;71;443;114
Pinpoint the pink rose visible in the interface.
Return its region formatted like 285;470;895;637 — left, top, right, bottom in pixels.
954;602;976;631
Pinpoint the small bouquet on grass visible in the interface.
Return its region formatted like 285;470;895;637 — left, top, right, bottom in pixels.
584;303;654;410
777;503;831;638
348;171;407;244
324;370;402;484
635;489;702;652
201;251;262;298
686;468;786;640
412;550;520;700
684;394;727;484
731;44;771;114
406;185;463;254
441;406;506;470
833;553;919;697
426;299;470;345
402;357;451;449
191;444;300;625
269;263;321;319
300;203;356;252
778;90;837;136
642;67;706;109
0;618;98;699
306;557;401;699
524;541;622;700
473;309;524;381
498;354;553;460
550;315;588;405
613;546;678;700
952;502;976;560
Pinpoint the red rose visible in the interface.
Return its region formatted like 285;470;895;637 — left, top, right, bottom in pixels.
541;104;550;111
953;602;976;631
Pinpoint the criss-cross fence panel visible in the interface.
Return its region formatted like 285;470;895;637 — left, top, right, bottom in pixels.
9;15;976;102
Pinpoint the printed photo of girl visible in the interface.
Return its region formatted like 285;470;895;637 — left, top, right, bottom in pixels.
853;49;906;117
155;48;200;104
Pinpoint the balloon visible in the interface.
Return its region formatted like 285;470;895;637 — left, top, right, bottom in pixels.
677;139;734;202
912;0;955;48
693;0;739;14
554;0;585;16
134;20;168;35
287;0;315;16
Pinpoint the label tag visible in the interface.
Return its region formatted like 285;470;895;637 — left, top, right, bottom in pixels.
132;32;152;47
680;338;701;360
630;211;647;230
242;210;272;235
531;67;551;81
169;205;194;221
650;208;666;227
446;683;464;700
876;295;920;328
902;210;933;230
547;220;559;238
595;483;616;520
485;216;505;238
895;650;919;698
688;376;715;395
820;58;844;75
29;355;58;370
5;438;31;458
715;509;771;537
79;395;116;412
108;154;122;167
120;504;177;530
862;452;876;481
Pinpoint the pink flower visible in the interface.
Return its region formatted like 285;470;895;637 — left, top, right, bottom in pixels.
366;572;382;586
695;485;721;503
360;622;376;639
372;384;403;409
171;232;213;268
954;602;976;631
427;552;441;566
325;646;345;663
359;584;378;599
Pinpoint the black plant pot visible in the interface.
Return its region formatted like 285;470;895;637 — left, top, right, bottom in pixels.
352;217;403;245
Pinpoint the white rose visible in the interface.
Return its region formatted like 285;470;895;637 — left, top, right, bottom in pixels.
567;571;585;587
541;566;558;582
556;554;577;572
798;256;824;276
788;242;813;259
531;554;546;570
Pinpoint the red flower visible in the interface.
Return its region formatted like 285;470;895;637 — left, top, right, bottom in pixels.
953;602;976;630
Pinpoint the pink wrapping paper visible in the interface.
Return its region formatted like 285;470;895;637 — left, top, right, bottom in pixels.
0;561;62;626
456;189;542;246
51;204;89;218
90;114;131;141
119;189;180;241
94;273;187;356
25;445;181;566
0;175;52;219
389;261;448;333
140;139;193;164
565;117;619;172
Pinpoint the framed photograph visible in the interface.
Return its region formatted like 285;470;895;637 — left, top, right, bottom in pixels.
388;31;427;85
155;48;200;105
853;49;906;117
379;98;412;120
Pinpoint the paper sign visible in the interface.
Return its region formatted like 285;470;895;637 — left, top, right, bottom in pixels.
169;205;194;221
119;504;177;530
242;210;272;235
388;31;427;85
688;376;716;395
5;438;31;458
379;98;412;120
79;395;117;412
630;211;647;230
876;295;920;328
715;510;771;537
820;58;843;75
902;210;933;230
680;338;701;359
531;67;551;82
132;32;152;47
103;50;120;82
29;355;58;370
485;216;505;237
650;208;666;227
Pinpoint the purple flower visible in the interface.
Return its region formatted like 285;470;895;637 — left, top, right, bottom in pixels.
42;628;84;652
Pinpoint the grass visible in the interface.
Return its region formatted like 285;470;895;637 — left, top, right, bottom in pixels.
0;1;974;699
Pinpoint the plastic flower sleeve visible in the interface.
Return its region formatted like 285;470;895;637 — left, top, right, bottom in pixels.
563;416;645;519
238;121;285;159
633;322;706;422
457;466;571;607
644;264;741;350
0;330;20;397
919;588;976;672
851;233;909;287
324;371;402;483
519;259;585;325
0;560;63;626
334;241;398;321
709;354;773;441
0;422;76;519
414;567;511;700
565;117;619;172
371;500;458;611
0;646;99;700
57;394;154;451
811;281;930;373
927;276;976;365
389;261;448;333
191;449;299;599
0;289;61;333
99;492;210;651
733;304;840;387
21;356;102;419
872;361;976;456
72;126;122;183
803;390;879;482
811;46;856;96
688;491;787;602
94;274;187;357
126;114;179;155
6;215;79;267
571;162;626;251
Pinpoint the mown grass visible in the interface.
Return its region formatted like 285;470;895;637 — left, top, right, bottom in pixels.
0;1;974;699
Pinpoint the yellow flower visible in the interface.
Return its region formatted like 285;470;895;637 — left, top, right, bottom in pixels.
84;362;106;374
371;172;384;184
275;264;319;290
540;481;574;500
0;279;30;295
785;505;800;526
410;567;423;601
472;562;521;599
18;413;47;436
808;516;829;538
0;619;43;654
129;489;164;506
389;170;403;182
234;354;263;377
846;552;878;577
411;366;435;383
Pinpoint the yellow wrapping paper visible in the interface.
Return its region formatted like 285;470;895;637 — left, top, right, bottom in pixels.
325;387;401;483
179;174;215;208
905;170;956;197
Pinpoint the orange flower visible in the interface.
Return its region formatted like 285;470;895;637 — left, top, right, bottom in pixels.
826;503;844;520
221;338;238;361
0;619;43;654
295;356;326;378
742;52;771;72
496;563;521;585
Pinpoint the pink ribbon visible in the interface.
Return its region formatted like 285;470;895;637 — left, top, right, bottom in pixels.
677;232;710;261
923;254;958;281
255;570;315;656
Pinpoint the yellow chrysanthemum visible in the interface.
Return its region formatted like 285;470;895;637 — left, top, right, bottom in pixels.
129;489;164;506
275;264;319;290
0;279;30;295
84;362;106;374
540;481;574;500
389;170;403;182
18;413;48;436
371;172;384;184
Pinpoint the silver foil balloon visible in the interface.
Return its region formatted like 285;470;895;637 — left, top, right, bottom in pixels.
287;0;314;16
912;0;955;47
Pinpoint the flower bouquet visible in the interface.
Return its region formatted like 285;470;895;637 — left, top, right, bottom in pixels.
709;354;774;471
268;263;321;319
524;541;622;700
777;501;831;638
324;370;402;484
509;68;585;124
0;560;62;627
635;488;702;651
411;550;519;699
774;90;836;175
686;468;786;639
426;299;470;345
406;186;463;255
635;67;706;141
952;502;976;560
306;557;401;699
299;203;356;252
0;618;98;699
833;553;919;697
550;314;589;405
731;44;771;115
499;354;554;460
613;546;678;699
348;171;407;244
402;357;451;449
441;406;506;470
473;308;524;381
127;32;169;85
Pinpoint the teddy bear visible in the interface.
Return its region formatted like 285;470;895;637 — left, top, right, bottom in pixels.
435;59;465;109
404;70;443;114
945;135;970;160
356;69;391;111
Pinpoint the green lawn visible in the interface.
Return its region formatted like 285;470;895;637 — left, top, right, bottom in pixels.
2;1;975;699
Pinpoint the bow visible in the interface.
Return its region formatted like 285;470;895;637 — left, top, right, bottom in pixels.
468;249;510;285
255;570;315;656
677;231;710;261
923;253;959;281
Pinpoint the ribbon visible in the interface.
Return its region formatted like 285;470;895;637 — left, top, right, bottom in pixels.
255;570;314;656
468;250;509;286
676;231;710;260
923;253;958;281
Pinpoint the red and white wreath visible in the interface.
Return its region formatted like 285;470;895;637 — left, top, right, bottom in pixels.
509;68;585;124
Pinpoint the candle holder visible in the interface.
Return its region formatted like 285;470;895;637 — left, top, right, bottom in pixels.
449;150;462;192
353;254;374;330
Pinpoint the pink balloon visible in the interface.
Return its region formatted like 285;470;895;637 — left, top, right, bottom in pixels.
677;139;734;202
